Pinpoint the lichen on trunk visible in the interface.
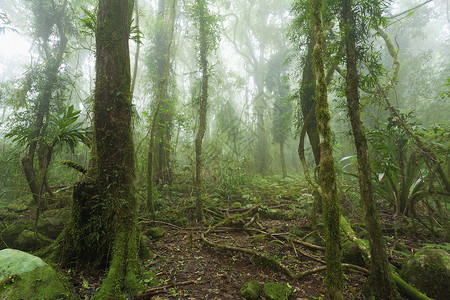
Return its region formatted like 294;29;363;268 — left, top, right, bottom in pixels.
310;0;343;298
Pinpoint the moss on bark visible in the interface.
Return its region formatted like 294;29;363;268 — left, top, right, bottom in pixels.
310;0;343;297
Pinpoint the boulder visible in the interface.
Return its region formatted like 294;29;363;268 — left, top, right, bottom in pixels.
240;281;262;300
16;230;52;252
146;227;166;240
37;209;69;240
263;282;292;300
0;219;32;250
0;249;70;299
400;247;450;300
0;249;47;281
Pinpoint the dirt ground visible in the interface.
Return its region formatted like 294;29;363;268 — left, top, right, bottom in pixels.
67;180;434;300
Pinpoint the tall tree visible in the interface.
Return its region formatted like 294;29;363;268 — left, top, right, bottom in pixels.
310;0;343;298
189;0;218;220
18;0;70;211
52;0;140;297
147;0;176;215
221;0;290;174
93;0;139;296
150;0;175;186
342;0;399;298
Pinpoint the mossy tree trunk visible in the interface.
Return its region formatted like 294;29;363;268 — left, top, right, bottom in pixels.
342;1;399;298
310;0;343;298
300;35;321;167
147;0;176;216
194;0;209;221
152;0;174;187
93;0;139;297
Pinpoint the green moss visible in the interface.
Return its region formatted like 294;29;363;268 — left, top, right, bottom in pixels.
400;248;450;299
0;249;47;281
240;281;261;300
0;219;32;249
263;282;292;300
16;230;52;251
342;240;367;267
0;265;70;299
145;227;166;240
231;201;242;209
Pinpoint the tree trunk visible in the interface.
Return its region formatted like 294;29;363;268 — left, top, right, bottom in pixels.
342;0;399;298
93;0;139;296
152;0;174;187
300;36;321;166
280;141;287;178
195;0;209;221
147;0;176;215
311;0;343;298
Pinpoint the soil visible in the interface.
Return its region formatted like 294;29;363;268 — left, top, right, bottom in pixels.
68;208;432;299
28;178;440;299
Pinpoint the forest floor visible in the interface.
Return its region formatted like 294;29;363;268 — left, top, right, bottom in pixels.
64;175;438;299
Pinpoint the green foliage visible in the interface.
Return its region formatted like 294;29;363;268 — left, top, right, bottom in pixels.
6;105;88;153
186;0;221;55
79;6;97;36
368;116;428;214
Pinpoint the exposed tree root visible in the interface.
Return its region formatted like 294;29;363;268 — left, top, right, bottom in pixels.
201;207;368;282
137;280;198;298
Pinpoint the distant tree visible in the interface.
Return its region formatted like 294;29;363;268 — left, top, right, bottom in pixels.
146;0;176;215
147;0;176;187
188;0;219;220
221;0;290;174
267;53;292;178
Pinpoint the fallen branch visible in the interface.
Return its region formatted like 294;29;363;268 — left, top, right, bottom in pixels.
137;280;198;298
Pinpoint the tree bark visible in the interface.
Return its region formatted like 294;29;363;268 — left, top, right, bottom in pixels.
194;0;209;221
342;0;399;298
147;0;176;215
310;0;343;298
92;0;139;296
279;141;287;178
152;0;174;187
300;36;321;166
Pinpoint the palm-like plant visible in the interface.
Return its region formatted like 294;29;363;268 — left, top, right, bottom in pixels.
6;105;88;208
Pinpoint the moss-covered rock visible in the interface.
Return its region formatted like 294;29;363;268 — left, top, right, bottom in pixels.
289;226;306;237
37;209;70;239
263;282;292;300
0;249;47;281
240;280;262;300
342;240;367;267
0;265;70;299
146;227;166;240
16;230;53;252
0;219;32;250
139;235;155;260
400;248;450;300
